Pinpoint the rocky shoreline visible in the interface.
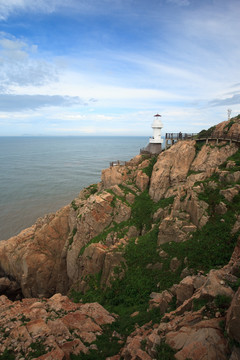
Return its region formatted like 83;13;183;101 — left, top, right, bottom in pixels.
1;116;240;359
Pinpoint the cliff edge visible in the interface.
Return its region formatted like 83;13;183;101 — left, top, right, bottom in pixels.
1;115;240;359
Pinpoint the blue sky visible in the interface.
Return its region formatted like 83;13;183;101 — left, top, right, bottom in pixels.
0;0;240;136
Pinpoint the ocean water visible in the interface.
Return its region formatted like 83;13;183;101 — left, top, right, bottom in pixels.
0;136;148;241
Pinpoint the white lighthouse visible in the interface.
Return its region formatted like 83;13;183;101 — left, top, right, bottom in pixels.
140;113;163;155
149;114;163;144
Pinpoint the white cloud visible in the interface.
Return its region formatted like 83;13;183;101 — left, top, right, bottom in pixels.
0;33;58;90
0;94;84;111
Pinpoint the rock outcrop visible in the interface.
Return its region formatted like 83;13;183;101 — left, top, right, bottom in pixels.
0;206;70;298
1;116;240;359
0;293;115;359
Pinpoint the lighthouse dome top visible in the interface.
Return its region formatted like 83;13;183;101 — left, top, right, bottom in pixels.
152;113;163;128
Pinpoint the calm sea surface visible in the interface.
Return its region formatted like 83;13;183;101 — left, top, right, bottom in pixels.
0;136;147;240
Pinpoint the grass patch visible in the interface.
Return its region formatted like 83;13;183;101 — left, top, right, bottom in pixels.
155;340;176;360
78;220;131;256
214;294;232;313
71;200;78;211
28;340;47;359
197;125;216;139
142;156;157;178
195;140;205;154
0;349;15;360
193;298;209;311
224;119;235;131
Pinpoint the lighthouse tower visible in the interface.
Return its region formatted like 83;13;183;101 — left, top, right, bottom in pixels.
140;114;163;155
150;114;163;144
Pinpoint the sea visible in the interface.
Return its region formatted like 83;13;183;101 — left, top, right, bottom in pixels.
0;136;148;241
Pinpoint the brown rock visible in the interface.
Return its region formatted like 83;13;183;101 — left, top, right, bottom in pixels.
191;143;238;173
166;319;228;360
101;166;129;189
176;276;194;305
0;206;70;298
220;187;239;202
149;290;173;313
101;252;127;288
136;170;149;191
226;287;240;343
215;202;228;215
149;140;196;201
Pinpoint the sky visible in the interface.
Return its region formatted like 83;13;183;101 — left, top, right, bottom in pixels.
0;0;240;136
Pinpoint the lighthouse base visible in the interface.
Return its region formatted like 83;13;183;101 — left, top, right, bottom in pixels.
140;143;162;155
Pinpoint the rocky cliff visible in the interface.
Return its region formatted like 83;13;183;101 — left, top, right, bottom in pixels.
1;115;240;359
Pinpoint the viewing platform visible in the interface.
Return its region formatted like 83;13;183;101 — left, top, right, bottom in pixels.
110;160;128;167
165;131;240;149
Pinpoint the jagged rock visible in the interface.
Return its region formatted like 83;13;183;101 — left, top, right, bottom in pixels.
220;186;240;202
0;294;115;359
0;277;21;298
215;202;228;215
214;118;240;136
190;143;238;172
149;140;196;201
159;249;168;258
67;191;131;284
136;170;149;191
226;287;240;343
183;191;209;228
229;346;240;360
126;226;139;239
100;252;126;288
226;171;240;184
113;198;131;223
199;269;235;300
138;159;151;169
226;160;236;169
176;276;194;305
101;166;129;189
165;318;228;360
232;215;240;234
180;267;191;279
158;215;195;245
0;206;70;298
149;290;173;313
126;192;135;204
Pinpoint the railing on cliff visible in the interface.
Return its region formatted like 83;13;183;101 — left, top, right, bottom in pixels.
165;131;240;142
110;160;128;167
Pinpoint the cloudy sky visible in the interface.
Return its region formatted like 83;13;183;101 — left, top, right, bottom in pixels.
0;0;240;136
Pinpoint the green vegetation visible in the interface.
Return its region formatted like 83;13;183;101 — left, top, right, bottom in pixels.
70;143;240;358
69;227;77;246
214;294;232;313
28;340;47;359
193;298;209;311
142;156;157;178
197;125;216;138
71;200;78;211
155;341;176;360
194;140;205;154
0;350;15;360
224;119;235;131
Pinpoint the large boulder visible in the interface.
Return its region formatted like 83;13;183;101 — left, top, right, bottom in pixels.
0;206;70;298
149;140;196;201
226;287;240;343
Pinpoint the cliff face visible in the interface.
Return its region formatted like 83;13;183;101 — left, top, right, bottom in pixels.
1;116;240;359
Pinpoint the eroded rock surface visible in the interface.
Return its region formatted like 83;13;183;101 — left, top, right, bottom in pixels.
0;293;115;359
